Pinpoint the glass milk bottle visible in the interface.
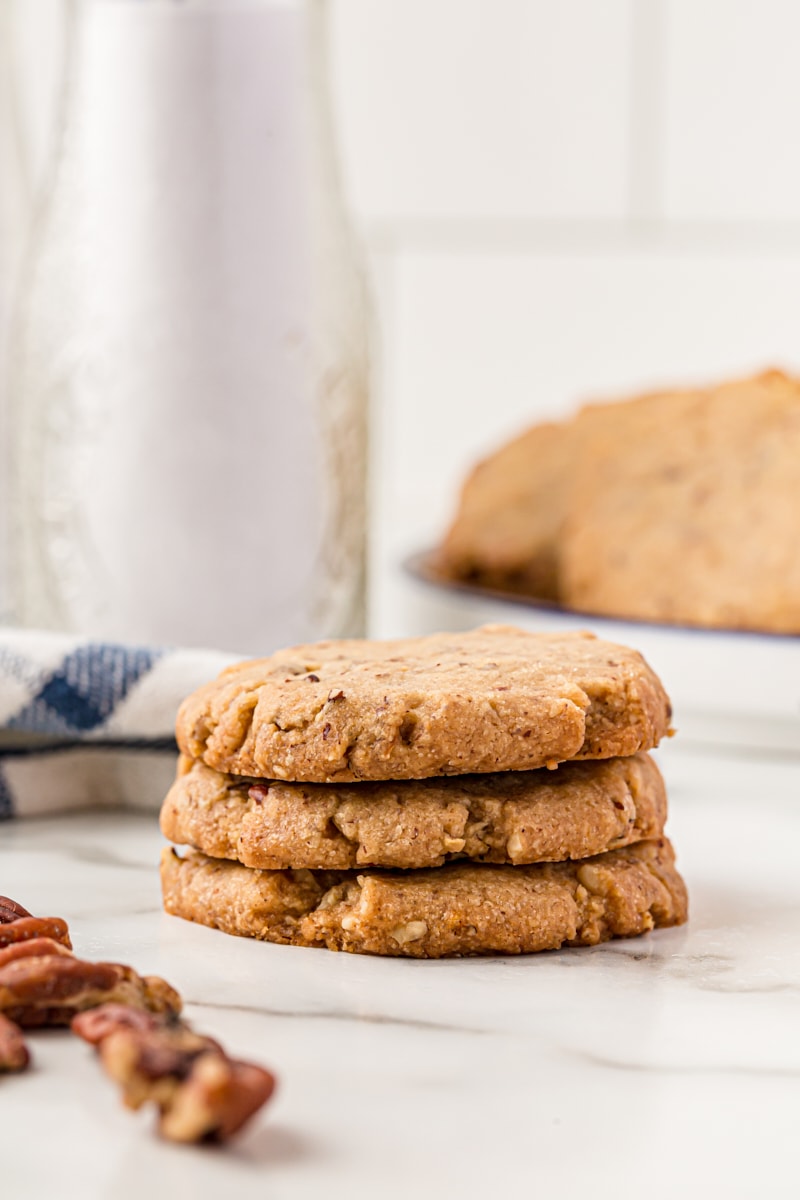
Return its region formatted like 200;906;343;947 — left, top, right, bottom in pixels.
9;0;368;652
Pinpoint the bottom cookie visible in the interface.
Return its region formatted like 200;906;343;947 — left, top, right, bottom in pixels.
160;839;687;959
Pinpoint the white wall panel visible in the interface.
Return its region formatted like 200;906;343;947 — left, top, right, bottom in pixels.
329;0;634;224
663;0;800;219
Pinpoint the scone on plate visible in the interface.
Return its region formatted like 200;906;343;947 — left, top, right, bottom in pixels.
437;421;573;600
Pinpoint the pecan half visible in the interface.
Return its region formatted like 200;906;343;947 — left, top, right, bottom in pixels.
158;1053;277;1143
72;1003;169;1046
0;1013;29;1072
0;897;32;924
0;904;273;1145
74;1003;275;1143
0;938;74;969
0;952;181;1027
102;1029;276;1143
0;917;71;950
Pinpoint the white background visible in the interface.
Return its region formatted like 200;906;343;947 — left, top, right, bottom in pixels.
4;0;800;636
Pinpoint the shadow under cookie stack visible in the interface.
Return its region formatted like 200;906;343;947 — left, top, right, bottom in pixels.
160;626;687;958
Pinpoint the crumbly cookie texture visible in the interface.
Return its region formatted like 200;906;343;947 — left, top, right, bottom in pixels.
161;752;667;871
160;838;687;959
175;626;671;783
438;421;574;600
561;369;800;632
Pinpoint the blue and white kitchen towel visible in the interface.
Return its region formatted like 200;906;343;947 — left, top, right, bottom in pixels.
0;629;238;819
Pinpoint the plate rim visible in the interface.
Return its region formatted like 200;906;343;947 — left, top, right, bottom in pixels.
404;548;800;645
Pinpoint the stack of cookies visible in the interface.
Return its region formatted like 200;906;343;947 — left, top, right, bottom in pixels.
160;626;687;958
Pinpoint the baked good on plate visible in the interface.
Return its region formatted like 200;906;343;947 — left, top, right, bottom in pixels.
437;369;800;633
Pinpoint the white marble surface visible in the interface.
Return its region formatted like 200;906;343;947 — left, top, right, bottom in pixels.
2;743;799;1199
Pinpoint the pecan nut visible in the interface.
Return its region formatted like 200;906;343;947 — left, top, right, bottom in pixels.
0;917;72;950
0;903;272;1144
158;1052;276;1143
75;1003;275;1143
0;950;181;1028
0;1013;29;1072
72;1003;169;1046
0;897;32;924
0;938;74;968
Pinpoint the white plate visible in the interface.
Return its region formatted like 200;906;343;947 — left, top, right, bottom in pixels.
404;552;800;755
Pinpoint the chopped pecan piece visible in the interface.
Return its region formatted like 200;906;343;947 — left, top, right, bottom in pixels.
73;1003;275;1143
0;1013;29;1072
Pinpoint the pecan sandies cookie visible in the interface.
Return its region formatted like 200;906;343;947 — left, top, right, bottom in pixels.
161;838;688;960
176;626;671;783
161;753;667;871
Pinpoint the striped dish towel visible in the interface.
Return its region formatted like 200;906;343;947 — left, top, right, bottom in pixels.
0;629;238;819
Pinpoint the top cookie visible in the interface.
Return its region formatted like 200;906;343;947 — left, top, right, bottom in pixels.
176;626;671;783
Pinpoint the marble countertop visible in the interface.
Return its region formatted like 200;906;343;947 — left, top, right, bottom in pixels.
2;742;798;1199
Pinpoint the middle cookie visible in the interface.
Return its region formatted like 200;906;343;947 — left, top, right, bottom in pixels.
161;752;666;871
